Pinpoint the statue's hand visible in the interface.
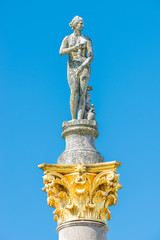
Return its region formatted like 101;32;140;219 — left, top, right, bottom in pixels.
74;43;86;51
76;66;83;77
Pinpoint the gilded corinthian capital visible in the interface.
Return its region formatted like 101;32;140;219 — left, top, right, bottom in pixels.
39;161;122;226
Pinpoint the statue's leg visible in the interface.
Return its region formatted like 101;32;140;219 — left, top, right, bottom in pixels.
67;68;79;120
78;75;89;120
70;90;78;119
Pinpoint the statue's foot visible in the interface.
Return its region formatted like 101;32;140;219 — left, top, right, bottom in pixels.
78;110;84;120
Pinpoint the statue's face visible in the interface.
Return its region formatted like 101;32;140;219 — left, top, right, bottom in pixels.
76;20;84;31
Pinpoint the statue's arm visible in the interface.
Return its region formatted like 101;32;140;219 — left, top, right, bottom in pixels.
86;38;93;64
76;39;93;76
78;38;93;71
59;36;76;55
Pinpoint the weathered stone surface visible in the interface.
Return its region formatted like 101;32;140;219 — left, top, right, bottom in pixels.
57;221;107;240
58;119;104;164
59;16;93;120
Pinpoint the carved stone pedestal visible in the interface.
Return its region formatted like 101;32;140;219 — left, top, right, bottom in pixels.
58;120;104;164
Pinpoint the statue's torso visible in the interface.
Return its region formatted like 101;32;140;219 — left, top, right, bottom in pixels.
67;34;89;67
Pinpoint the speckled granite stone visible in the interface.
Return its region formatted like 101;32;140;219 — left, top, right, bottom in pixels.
58;119;104;164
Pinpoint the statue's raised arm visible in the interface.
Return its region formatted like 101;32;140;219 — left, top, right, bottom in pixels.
59;16;94;120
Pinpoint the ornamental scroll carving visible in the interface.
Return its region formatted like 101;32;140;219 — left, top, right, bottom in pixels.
39;162;122;226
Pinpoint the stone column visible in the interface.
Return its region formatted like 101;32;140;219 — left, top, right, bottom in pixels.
39;120;122;240
57;221;107;240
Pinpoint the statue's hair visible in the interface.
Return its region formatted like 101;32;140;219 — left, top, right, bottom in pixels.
69;16;83;30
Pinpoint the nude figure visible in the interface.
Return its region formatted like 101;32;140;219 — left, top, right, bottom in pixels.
59;16;93;119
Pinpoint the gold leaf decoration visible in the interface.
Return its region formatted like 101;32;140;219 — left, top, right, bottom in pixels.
39;161;122;226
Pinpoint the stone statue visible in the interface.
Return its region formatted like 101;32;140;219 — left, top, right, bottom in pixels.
59;16;93;120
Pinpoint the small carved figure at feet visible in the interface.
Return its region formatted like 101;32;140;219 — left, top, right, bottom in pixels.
87;104;96;120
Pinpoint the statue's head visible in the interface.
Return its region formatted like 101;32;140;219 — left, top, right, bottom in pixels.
69;16;84;31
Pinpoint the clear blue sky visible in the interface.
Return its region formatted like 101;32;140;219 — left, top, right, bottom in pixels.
0;0;160;239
